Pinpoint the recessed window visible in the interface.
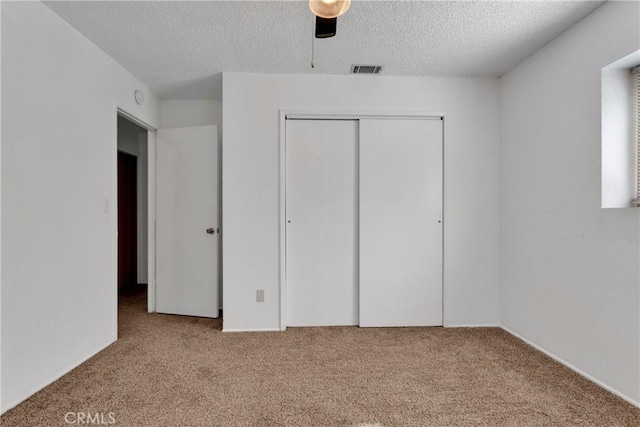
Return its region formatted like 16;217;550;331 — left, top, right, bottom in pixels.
601;50;640;209
632;65;640;206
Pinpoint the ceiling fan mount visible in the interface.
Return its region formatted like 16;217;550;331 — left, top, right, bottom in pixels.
309;0;351;38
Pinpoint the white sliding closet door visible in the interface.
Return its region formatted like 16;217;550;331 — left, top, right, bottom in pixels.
286;119;359;326
359;119;443;327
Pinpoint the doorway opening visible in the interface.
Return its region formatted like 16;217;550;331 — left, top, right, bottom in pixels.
117;115;150;319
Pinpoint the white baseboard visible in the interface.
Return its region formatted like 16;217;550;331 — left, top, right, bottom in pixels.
1;339;116;414
501;326;640;409
225;325;501;331
221;328;281;333
445;324;499;328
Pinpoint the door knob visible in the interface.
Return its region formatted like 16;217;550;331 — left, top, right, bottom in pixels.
206;228;215;235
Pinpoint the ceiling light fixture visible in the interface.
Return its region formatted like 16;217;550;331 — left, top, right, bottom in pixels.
309;0;351;19
309;0;350;39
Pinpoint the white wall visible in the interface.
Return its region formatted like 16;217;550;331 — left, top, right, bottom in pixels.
1;1;160;412
160;100;222;144
500;1;640;405
137;133;148;285
223;72;501;331
117;116;149;284
0;1;4;411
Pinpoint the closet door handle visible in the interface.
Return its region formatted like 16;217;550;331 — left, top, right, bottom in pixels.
206;228;215;235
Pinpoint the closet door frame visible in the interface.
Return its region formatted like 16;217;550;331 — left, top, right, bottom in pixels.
278;110;445;331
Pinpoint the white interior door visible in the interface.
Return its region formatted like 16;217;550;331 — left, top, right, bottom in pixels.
156;125;219;318
286;119;359;326
359;118;443;327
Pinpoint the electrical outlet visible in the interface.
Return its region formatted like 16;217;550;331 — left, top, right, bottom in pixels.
256;290;264;303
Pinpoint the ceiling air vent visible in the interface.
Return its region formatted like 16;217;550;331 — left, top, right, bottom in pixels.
351;65;382;75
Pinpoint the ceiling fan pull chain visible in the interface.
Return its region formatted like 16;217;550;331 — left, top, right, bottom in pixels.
311;29;315;69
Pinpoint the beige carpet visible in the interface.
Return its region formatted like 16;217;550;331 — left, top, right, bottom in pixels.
2;288;639;427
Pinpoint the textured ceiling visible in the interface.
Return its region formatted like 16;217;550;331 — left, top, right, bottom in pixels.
44;1;605;100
